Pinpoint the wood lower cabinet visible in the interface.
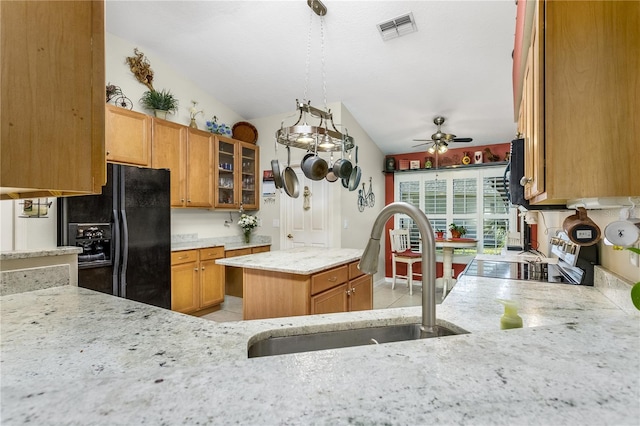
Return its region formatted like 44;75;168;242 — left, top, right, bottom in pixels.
171;247;225;315
311;262;373;315
105;105;151;166
225;245;270;297
517;0;640;204
244;260;373;320
1;0;105;200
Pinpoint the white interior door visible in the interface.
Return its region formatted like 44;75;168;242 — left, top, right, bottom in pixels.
281;167;333;249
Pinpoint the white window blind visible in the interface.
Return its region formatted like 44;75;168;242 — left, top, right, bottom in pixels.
394;165;514;255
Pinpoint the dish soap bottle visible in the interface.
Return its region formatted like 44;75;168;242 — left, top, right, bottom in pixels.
497;299;523;330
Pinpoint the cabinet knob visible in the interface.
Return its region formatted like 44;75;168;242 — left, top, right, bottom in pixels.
346;289;351;295
201;266;205;270
351;287;356;293
187;199;191;203
519;176;533;186
194;268;198;271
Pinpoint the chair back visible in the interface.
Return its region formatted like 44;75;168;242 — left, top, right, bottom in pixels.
389;228;412;253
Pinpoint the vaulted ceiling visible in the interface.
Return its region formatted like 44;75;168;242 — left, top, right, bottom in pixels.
106;0;518;154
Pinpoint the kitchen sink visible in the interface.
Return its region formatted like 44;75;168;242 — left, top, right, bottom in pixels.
247;322;468;358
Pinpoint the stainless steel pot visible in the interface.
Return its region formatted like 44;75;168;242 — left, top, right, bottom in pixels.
332;142;352;179
301;138;328;181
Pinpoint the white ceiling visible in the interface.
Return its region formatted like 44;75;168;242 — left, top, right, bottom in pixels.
106;0;519;155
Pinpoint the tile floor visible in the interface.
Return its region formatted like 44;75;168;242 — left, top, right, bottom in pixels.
201;280;443;323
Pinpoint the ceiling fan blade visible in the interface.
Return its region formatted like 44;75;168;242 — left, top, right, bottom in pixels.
452;137;473;143
412;142;431;147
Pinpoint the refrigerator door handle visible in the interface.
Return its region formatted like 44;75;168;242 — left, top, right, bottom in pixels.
112;208;121;297
119;208;129;299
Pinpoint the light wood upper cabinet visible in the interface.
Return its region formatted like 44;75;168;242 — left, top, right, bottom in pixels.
105;105;152;167
152;124;213;208
185;129;214;208
1;0;106;200
151;119;187;207
214;135;259;210
518;0;640;204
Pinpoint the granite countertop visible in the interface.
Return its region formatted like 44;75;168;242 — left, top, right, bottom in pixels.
171;237;271;252
1;274;638;424
0;246;82;261
215;247;364;275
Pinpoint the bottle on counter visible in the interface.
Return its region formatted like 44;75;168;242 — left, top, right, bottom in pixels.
497;299;523;330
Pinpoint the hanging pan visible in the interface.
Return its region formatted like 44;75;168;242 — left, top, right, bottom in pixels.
301;136;328;181
333;141;353;179
271;140;283;189
282;146;300;198
348;145;362;191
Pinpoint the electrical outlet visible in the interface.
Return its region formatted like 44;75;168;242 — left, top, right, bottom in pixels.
630;243;639;267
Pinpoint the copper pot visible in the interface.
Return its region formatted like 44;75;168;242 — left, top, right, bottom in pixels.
562;207;601;246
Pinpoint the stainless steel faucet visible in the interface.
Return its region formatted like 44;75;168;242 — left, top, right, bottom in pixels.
358;202;437;334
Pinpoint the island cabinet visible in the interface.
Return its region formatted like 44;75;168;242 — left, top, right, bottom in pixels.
171;247;225;315
516;0;640;205
243;260;372;320
311;261;373;315
105;105;151;167
1;0;106;200
152;123;213;208
224;245;271;298
214;135;259;210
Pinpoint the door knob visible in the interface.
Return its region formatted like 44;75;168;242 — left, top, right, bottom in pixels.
287;234;293;239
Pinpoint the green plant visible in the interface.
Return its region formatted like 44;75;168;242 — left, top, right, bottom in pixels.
449;223;467;236
140;89;178;113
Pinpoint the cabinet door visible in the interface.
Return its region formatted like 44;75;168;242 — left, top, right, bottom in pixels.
240;142;259;210
152;119;187;207
171;261;199;314
214;136;238;208
105;105;151;166
348;275;373;312
185;129;214;207
199;247;225;308
311;283;348;315
1;0;105;199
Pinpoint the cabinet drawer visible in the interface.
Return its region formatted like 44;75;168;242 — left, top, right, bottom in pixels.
311;265;349;295
200;246;224;260
225;248;252;258
171;250;198;265
348;261;365;280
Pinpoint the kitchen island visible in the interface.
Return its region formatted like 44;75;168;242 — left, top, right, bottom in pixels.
216;247;371;320
1;268;638;425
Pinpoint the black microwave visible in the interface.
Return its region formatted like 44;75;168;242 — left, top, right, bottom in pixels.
505;138;564;210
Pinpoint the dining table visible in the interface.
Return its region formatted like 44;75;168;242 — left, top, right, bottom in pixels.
435;238;478;299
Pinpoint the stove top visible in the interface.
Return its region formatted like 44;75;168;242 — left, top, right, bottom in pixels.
463;259;583;284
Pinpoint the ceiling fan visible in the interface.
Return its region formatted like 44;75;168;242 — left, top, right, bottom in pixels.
412;116;473;154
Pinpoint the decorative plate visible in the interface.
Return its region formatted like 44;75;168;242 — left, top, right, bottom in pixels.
232;121;258;144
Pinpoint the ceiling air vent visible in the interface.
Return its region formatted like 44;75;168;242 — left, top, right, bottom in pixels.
377;12;417;41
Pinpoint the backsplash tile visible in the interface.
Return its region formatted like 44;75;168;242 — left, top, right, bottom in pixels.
594;266;639;316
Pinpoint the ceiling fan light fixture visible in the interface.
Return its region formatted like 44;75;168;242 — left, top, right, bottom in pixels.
437;142;449;154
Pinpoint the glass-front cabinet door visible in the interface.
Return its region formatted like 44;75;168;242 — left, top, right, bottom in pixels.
240;142;259;210
214;136;237;209
214;136;259;210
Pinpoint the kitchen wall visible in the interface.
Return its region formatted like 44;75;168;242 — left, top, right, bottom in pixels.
0;199;58;251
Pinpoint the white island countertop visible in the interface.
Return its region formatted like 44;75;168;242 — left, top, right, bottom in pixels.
215;247;364;275
1;272;639;425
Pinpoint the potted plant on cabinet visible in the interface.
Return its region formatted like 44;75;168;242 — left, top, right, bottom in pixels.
140;89;178;119
449;223;467;239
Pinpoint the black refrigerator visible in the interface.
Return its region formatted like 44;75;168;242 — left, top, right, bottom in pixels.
58;163;171;309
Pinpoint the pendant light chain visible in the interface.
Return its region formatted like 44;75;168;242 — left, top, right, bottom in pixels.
303;9;314;104
320;15;327;112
